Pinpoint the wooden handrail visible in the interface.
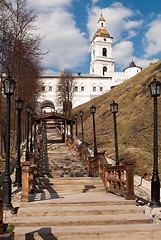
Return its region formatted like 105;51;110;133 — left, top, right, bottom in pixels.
54;127;135;200
101;160;135;200
21;135;42;202
67;137;135;200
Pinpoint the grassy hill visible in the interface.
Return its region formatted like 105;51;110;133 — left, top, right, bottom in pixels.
72;60;161;180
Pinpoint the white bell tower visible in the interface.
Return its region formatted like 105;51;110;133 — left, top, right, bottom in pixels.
90;13;114;76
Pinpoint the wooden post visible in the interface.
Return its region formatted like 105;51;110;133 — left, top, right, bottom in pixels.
29;165;34;194
88;157;94;177
21;162;31;202
125;162;135;200
64;121;67;144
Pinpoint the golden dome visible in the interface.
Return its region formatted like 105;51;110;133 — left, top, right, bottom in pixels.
93;28;111;41
98;12;106;23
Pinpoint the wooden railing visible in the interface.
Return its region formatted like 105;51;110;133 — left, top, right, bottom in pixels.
66;136;135;200
21;134;42;202
98;154;135;200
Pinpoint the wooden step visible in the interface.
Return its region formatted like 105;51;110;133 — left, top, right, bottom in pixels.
14;223;161;240
18;204;143;217
14;213;153;227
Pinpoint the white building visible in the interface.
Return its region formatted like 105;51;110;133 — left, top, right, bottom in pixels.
39;14;142;112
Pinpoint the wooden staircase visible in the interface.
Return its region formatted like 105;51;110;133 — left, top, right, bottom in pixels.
13;126;161;239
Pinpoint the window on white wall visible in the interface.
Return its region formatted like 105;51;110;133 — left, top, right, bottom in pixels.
81;86;84;91
100;87;103;91
41;86;45;91
75;86;78;91
49;86;52;91
103;66;107;76
103;48;107;57
93;50;95;58
93;86;96;91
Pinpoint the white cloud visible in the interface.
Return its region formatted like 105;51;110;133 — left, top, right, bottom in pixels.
133;57;158;69
28;0;73;10
126;30;138;39
123;20;143;30
113;41;134;69
144;15;161;57
92;0;99;5
36;8;89;70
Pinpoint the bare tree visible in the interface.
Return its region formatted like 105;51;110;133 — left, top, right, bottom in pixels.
0;0;44;154
56;72;75;116
0;0;43;98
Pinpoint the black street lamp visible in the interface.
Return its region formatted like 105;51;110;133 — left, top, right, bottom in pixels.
15;98;24;187
70;121;74;140
90;105;97;156
79;110;84;143
30;107;34;153
75;114;78;137
26;105;31;161
33;114;37;148
149;78;161;207
110;101;119;166
2;77;16;209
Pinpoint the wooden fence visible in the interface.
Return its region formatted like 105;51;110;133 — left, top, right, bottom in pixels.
66;134;135;200
21;133;43;202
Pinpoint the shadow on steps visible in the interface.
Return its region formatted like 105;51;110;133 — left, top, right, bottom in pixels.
25;227;58;240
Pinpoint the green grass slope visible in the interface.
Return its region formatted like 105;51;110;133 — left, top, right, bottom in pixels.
72;60;161;180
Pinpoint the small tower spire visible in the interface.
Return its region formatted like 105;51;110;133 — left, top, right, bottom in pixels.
97;12;106;30
149;58;153;66
98;12;106;22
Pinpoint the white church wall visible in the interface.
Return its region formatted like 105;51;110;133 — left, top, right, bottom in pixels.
38;14;142;113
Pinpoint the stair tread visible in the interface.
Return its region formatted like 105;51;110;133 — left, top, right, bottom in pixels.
20;191;136;207
15;213;153;224
14;223;161;234
18;204;142;214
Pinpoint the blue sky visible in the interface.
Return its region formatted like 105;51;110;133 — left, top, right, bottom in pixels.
28;0;161;73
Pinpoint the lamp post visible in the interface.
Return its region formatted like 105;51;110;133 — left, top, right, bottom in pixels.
30;107;34;153
26;105;31;161
79;110;84;143
110;101;119;166
90;105;97;156
33;114;37;148
2;77;16;209
75;114;78;137
149;78;161;207
70;121;74;140
15;98;24;187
